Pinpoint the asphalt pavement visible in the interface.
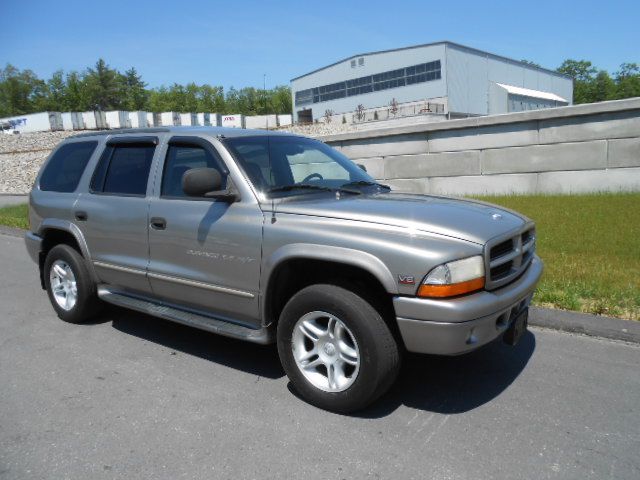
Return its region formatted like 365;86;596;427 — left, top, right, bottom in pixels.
1;232;639;480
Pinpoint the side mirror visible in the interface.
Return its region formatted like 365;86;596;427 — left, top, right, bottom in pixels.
357;163;367;172
182;167;237;201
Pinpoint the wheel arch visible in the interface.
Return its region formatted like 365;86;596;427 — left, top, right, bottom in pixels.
37;219;97;288
262;244;398;328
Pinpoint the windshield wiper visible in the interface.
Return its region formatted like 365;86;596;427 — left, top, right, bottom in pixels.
267;184;362;196
341;180;391;190
267;184;333;194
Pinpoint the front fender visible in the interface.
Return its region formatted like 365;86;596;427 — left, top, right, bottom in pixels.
264;243;398;294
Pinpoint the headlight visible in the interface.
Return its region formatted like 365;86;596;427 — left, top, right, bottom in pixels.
417;255;485;298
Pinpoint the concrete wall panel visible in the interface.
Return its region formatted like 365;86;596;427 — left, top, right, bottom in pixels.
386;151;480;179
481;141;607;174
339;134;428;159
428;121;538;152
386;178;430;194
430;174;538;196
608;138;640;168
539;110;640;144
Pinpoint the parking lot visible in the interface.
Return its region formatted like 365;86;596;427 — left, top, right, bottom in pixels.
1;232;639;480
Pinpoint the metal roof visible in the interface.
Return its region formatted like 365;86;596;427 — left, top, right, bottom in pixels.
290;41;571;82
495;83;568;103
71;126;295;139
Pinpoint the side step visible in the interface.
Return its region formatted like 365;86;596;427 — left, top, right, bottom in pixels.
97;287;274;345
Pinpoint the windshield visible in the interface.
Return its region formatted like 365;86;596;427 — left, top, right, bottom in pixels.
224;135;386;197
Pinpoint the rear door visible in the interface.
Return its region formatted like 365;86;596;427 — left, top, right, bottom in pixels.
75;136;158;295
146;136;264;327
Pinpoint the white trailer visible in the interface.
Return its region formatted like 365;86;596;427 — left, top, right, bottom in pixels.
221;114;244;128
95;111;108;129
179;113;198;126
245;114;278;130
105;111;132;129
277;114;293;127
0;112;63;133
71;112;85;130
129;111;149;128
159;112;180;126
61;112;74;131
147;112;155;127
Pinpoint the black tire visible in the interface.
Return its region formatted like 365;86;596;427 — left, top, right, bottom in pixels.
277;284;401;413
43;244;101;323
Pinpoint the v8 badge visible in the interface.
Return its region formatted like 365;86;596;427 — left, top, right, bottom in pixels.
398;275;415;285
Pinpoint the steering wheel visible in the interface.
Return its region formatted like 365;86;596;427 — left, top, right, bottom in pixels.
301;173;324;183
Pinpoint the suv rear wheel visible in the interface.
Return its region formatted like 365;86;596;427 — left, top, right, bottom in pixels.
277;284;400;413
44;244;101;323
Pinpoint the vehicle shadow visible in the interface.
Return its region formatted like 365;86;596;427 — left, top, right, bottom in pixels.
104;306;285;380
100;306;535;416
356;330;537;418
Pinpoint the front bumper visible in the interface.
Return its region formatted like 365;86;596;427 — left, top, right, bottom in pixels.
24;231;43;264
395;255;543;355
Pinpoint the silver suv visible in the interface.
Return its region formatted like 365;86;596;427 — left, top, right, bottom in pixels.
25;127;542;412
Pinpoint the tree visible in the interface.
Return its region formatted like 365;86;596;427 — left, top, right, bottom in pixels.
614;63;640;99
557;60;597;104
122;67;148;110
84;59;123;110
592;71;616;102
0;64;47;116
65;71;89;111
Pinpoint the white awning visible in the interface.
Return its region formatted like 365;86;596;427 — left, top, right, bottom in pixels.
495;83;568;103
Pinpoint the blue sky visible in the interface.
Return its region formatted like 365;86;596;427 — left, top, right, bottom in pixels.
0;0;637;90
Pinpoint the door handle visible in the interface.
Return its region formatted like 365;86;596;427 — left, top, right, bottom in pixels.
150;217;167;230
75;211;88;221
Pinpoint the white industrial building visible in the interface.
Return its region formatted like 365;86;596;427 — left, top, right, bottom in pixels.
291;41;573;122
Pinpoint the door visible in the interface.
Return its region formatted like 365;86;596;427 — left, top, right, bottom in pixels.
147;136;264;327
75;136;158;295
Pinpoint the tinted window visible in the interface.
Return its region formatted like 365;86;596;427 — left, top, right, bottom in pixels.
91;144;155;196
161;144;225;197
40;141;98;192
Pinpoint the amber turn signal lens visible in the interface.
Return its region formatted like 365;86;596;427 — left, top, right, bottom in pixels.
417;277;485;298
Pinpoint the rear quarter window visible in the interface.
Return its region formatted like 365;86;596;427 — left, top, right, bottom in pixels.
39;141;98;192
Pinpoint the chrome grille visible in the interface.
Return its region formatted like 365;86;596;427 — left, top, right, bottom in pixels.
484;224;536;290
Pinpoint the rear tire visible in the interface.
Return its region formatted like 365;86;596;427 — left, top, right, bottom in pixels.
44;244;101;323
277;284;400;413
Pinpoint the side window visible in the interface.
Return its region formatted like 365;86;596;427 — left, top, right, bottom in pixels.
161;143;226;198
91;143;155;196
40;141;98;192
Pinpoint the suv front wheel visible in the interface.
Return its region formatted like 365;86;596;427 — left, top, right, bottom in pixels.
277;284;400;413
44;244;101;323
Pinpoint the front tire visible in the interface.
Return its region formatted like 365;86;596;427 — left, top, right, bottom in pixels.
44;244;101;323
277;284;400;413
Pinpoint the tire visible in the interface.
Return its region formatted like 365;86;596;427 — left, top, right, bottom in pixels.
43;244;101;323
277;284;400;413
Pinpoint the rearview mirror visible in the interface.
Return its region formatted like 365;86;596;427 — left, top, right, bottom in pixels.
357;163;367;172
182;168;237;201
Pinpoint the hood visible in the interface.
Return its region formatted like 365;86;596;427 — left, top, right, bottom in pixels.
273;192;527;245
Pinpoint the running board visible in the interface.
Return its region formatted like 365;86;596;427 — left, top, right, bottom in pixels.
97;287;273;345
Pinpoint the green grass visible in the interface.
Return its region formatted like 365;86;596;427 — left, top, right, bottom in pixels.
2;194;639;319
0;203;29;230
473;193;640;320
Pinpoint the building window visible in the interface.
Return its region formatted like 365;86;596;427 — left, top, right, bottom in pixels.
350;59;356;68
294;59;441;106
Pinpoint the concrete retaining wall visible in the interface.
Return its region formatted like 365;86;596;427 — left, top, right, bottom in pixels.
319;98;640;195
